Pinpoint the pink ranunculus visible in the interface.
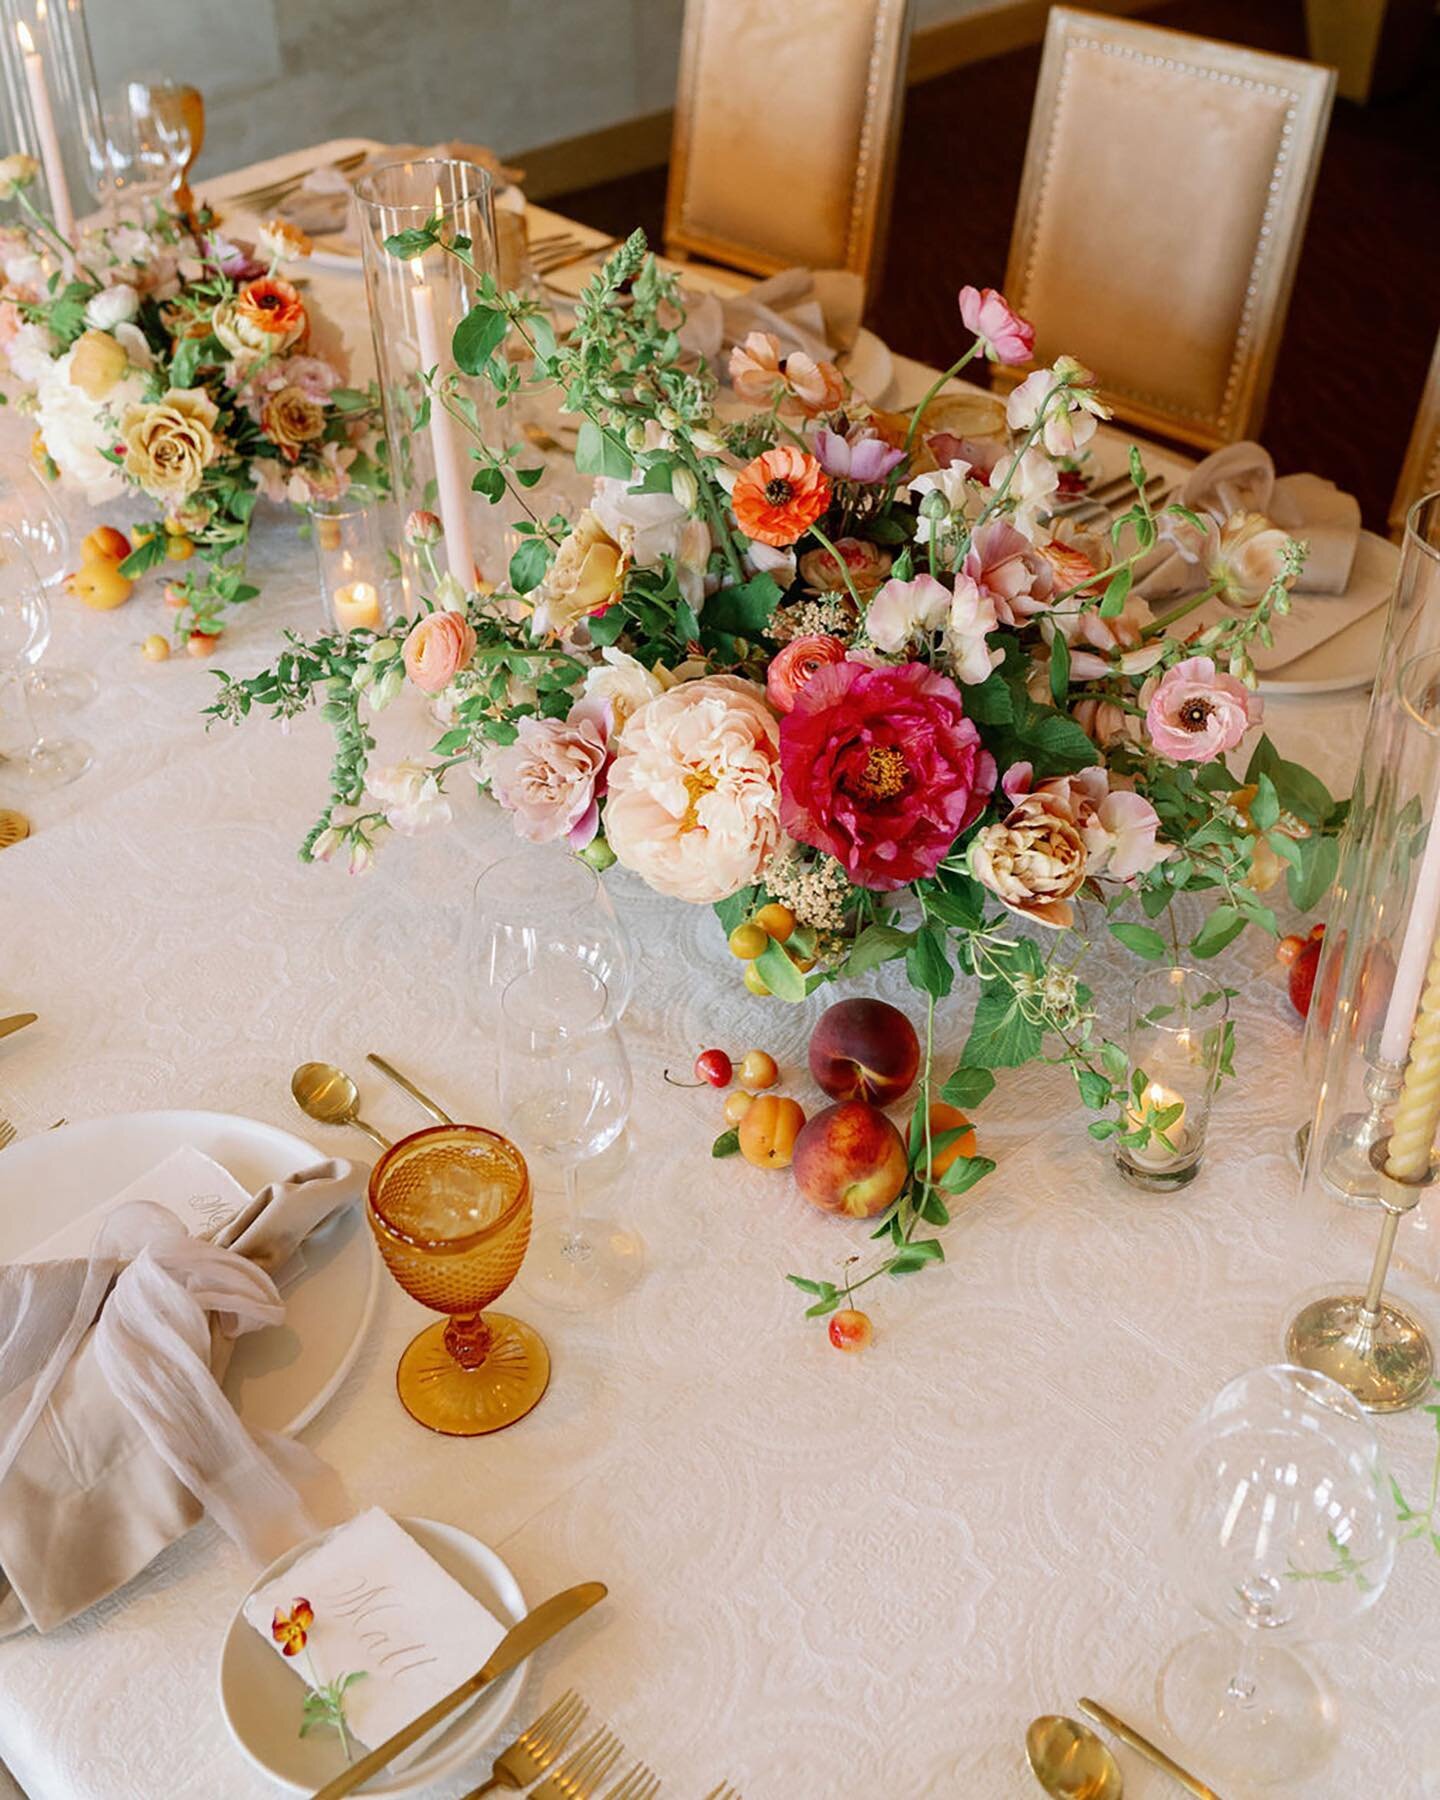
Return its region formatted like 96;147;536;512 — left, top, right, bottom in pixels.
779;660;996;890
811;426;905;485
402;610;477;693
1145;655;1261;764
958;285;1035;366
963;520;1055;625
484;712;608;847
767;634;848;713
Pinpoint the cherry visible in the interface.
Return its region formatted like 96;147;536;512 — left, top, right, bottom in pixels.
828;1308;874;1353
739;1049;779;1089
694;1048;733;1088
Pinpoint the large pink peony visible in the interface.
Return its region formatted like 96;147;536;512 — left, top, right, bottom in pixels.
604;675;784;902
779;661;996;890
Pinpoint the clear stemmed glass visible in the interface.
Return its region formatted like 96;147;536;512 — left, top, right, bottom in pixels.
472;842;634;1019
0;545;91;788
1156;1363;1397;1788
98;79;194;208
499;952;643;1312
0;470;95;711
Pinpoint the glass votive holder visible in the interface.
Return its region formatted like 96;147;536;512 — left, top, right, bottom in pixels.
309;498;393;634
1114;965;1229;1192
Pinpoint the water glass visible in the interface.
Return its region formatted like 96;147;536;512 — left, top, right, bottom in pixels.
308;497;394;634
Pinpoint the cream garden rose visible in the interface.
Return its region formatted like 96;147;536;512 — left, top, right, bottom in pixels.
530;509;627;638
261;384;326;459
120;386;220;504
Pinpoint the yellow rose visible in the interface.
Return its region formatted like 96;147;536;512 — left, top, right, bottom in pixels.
69;328;130;402
531;509;627;637
0;154;39;201
120;386;220;505
261;383;325;459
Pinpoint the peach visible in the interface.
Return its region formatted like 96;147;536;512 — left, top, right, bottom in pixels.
80;525;131;564
919;1102;976;1182
808;997;919;1105
738;1094;805;1169
792;1100;908;1218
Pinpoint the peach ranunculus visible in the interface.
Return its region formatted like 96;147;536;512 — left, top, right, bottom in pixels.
604;675;784;903
214;275;308;360
261;384;326;460
727;330;845;415
257;218;313;264
732;447;831;549
120;386;220;504
766;634;847;713
531;509;628;638
484;712;608;847
402;609;477;692
797;534;892;595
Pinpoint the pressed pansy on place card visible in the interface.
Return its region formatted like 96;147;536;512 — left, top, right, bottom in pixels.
20;1145;253;1263
243;1509;508;1752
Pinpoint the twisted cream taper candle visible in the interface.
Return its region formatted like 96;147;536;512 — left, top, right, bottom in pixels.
1385;926;1440;1182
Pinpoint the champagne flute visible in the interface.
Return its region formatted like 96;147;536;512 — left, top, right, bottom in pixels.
0;543;91;787
499;951;643;1311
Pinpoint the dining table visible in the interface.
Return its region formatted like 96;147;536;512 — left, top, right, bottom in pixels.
0;143;1435;1800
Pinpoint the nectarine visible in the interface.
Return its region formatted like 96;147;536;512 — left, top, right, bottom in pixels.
809;998;919;1105
792;1100;908;1218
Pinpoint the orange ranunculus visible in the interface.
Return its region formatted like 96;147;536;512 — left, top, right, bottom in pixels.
732;447;831;549
235;275;307;343
271;1597;313;1657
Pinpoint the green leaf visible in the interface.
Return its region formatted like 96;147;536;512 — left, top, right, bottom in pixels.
962;941;1046;1068
1108;921;1169;961
711;1128;740;1158
1250;772;1281;832
1287;833;1339;913
1088;1117;1120;1140
844;923;913;977
755;937;806;1002
452;305;509;373
1048;628;1070;705
889;1239;946;1274
1100;1040;1128;1080
118;533;168;579
383;226;437;260
1014;707;1101;775
632;456;679;495
1076;1069;1112;1110
1099;564;1132;618
574;419;632;478
1189;904;1246;959
508;536;550;595
1245;735;1334;828
961;667;1014;725
713;885;761;936
702;573;782;637
937;1152;995;1195
471;464;505;504
906;924;953;998
940;1066;996;1110
786;1275;832;1296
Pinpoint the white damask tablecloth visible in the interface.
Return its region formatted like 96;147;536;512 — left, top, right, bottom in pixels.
0;179;1434;1800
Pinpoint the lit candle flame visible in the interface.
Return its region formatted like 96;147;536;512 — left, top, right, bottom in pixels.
16;20;34;52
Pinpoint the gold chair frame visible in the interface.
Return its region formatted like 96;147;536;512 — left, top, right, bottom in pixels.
663;0;912;297
1391;333;1440;538
999;8;1335;450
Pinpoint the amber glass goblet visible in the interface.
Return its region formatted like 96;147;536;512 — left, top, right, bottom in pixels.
367;1125;549;1436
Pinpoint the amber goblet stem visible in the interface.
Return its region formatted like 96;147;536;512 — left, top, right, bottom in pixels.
443;1311;493;1369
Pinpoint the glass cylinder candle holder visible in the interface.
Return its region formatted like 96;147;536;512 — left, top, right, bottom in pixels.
309;498;392;635
0;0;105;244
353;157;499;605
1114;966;1228;1192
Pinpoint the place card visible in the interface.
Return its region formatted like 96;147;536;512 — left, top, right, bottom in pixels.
243;1508;508;1752
19;1145;253;1263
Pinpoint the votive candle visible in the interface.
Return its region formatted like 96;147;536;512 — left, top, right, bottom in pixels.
333;579;381;632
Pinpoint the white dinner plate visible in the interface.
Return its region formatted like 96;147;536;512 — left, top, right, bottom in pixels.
219;1516;525;1796
1257;529;1399;695
0;1109;379;1435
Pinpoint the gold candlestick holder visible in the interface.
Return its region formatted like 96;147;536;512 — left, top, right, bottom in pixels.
1286;1137;1435;1412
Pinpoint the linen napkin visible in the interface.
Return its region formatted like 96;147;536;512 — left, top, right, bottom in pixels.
1135;441;1362;603
681;267;864;373
276;141;523;246
244;1507;509;1754
0;1158;361;1636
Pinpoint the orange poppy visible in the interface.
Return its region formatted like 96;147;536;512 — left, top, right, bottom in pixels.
271;1597;314;1657
236;275;307;340
731;447;831;548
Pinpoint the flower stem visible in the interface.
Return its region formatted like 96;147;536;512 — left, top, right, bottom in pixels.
902;343;981;455
1141;580;1224;641
807;523;862;614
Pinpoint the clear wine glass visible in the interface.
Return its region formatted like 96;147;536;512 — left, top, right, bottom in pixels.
472;842;633;1018
1156;1363;1396;1788
0;471;95;711
99;79;194;207
499;952;643;1312
0;543;91;788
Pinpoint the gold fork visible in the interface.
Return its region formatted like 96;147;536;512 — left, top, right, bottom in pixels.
532;1725;625;1800
0;1117;15;1151
458;1689;588;1797
601;1764;661;1800
703;1786;743;1800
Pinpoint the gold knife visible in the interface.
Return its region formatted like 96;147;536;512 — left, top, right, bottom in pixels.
310;1581;607;1799
1078;1697;1223;1799
0;1014;36;1042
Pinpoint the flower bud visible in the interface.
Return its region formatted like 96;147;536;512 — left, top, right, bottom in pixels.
366;637;399;663
670;465;699;511
918;489;950;523
690;427;726;456
577;834;617;872
404;509;443;546
657;405;681;431
625;421;647;451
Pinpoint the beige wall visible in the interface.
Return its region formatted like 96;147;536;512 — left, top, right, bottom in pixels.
85;0;1011;180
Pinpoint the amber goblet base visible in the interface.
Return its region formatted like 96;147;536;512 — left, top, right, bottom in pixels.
396;1311;550;1436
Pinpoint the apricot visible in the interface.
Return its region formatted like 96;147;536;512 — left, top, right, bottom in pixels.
738;1094;805;1170
66;560;133;609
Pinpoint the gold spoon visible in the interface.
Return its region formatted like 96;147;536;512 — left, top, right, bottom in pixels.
290;1061;392;1152
1026;1714;1123;1799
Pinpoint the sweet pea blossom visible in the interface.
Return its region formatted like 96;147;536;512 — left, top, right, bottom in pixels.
945;573;1004;685
987;446;1059;536
963;520;1055;624
811;427;904;485
367;761;453;834
1145;655;1261;763
907;462;972;545
865;574;950;654
1006;356;1111;457
958;285;1035;366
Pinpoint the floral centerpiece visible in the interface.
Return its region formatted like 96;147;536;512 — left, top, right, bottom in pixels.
213;227;1342;1319
0;155;383;639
